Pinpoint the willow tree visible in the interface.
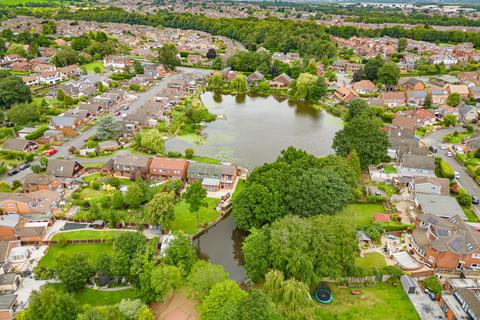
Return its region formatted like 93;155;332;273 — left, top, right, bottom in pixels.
233;74;247;93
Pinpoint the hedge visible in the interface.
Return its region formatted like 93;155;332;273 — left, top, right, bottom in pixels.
383;223;413;232
0;150;34;162
455;153;465;164
25;126;48;140
440;160;455;179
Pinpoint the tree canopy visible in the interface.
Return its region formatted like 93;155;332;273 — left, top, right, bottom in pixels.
233;147;357;230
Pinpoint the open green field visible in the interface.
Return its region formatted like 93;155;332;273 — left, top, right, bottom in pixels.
51;230;131;241
38;243;113;269
355;252;387;275
170;198;220;234
337;204;385;228
315;283;418;320
48;284;138;306
81;61;105;74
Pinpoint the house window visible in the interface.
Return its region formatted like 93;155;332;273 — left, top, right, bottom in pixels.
472;253;480;259
428;256;435;263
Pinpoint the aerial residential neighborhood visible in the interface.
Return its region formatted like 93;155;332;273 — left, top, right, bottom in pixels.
0;0;480;319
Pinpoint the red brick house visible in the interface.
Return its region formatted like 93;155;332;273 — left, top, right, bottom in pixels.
333;87;359;103
270;73;292;88
149;157;189;180
23;174;64;193
412;214;480;270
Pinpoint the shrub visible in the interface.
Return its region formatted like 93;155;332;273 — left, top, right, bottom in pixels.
25;126;48;140
383;223;412;232
440;160;454;179
90;180;101;190
33;266;54;280
457;189;472;208
185;148;194;159
167;151;182;158
367;195;385;203
423;276;442;297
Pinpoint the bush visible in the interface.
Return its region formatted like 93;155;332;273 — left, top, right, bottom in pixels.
440;160;455;179
90;180;101;190
455;153;465;164
33;266;54;280
383;223;412;232
185;148;194;159
423;276;442;297
367;195;385;203
167;151;182;158
25;126;48;140
457;189;472;208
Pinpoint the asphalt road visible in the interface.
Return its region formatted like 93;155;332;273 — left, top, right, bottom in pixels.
424;126;480;218
2;67;212;184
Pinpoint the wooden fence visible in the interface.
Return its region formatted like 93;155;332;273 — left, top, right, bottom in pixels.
21;238;114;246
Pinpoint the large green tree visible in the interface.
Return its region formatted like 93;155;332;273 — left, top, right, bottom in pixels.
144;192;175;229
199;280;247;320
7;103;38;125
363;57;384;81
378;62;400;89
183;181;207;225
96;115;124;140
55;253;93;291
0;72;32;109
151;265;183;301
187;260;229;299
158;43;180;71
332;115;388;169
20;287;79;320
164;234;198;274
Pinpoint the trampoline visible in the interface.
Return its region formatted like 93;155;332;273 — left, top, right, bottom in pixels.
315;288;333;304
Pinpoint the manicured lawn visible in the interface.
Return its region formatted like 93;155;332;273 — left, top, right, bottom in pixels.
38;244;113;269
51;230;131;241
355;253;387;274
191;156;221;164
79;187;104;200
48;284;138;306
81;61;106;74
232;179;246;201
383;166;397;174
170;198;220;235
315;283;418;320
338;204;385;228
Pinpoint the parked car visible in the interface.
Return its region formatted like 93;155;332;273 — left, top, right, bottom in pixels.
446;151;453;157
46;149;58;156
472;196;479;205
7;168;19;176
19;163;31;170
439;143;447;150
122;106;129;111
429;146;437;153
454;171;461;179
454;145;464;155
114;111;121;116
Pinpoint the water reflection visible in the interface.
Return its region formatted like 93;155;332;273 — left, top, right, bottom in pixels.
165;92;343;169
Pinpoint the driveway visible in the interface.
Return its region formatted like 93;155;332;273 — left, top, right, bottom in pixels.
424;126;480;219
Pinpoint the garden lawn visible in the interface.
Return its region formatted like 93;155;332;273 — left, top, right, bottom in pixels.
383;166;397;174
338;203;385;228
315;283;418;320
232;179;246;201
79;188;104;200
81;61;106;74
48;284;138;306
51;230;131;241
355;252;387;274
38;244;113;269
170;198;220;235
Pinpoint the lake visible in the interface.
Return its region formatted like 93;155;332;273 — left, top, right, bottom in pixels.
184;92;343;282
165;92;343;169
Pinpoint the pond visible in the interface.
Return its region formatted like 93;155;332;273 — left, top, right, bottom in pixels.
185;92;343;282
166;92;343;169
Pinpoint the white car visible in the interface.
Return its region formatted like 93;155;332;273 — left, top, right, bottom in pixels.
454;146;464;155
439;143;447;150
446;151;453;157
454;171;461;179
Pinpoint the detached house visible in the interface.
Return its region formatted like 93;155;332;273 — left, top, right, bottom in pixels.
39;71;61;84
458;103;478;123
2;139;37;152
49;116;79;137
445;84;470;99
149;158;189;181
247;71;265;84
333;87;358;103
429;89;449;105
406;91;427;107
0;190;60;217
412;214;480;270
46;160;84;178
380;92;406;107
58;64;80;79
399;154;435;177
187;162;238;191
352;80;377;94
23;174;64;193
103;55;133;69
114;155;151;177
270;73;292;88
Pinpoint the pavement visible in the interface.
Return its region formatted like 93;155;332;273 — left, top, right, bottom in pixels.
423;126;480;219
1;67;213;184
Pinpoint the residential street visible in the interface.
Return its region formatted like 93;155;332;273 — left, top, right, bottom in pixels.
424;126;480;219
2;67;212;184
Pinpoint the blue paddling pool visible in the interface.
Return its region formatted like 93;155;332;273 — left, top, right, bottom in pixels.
315;288;333;304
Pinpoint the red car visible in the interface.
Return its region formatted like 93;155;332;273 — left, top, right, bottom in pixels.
46;149;58;156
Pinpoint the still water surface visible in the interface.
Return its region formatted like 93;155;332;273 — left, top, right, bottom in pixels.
184;93;343;282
